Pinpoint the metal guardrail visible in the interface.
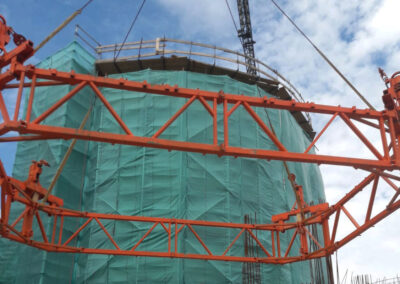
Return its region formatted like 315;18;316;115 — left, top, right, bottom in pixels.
75;26;310;122
98;38;305;103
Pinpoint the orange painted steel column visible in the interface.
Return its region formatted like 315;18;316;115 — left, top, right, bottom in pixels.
13;70;25;121
223;97;228;148
25;74;37;123
0;92;10;122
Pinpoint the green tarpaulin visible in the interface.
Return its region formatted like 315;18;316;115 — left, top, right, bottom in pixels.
0;41;328;283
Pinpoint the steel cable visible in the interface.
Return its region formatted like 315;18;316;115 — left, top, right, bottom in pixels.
224;0;243;45
114;0;147;59
270;0;375;110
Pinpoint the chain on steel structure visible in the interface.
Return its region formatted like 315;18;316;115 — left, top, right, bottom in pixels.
1;15;400;264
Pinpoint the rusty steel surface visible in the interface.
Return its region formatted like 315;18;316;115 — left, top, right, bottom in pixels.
1;15;400;264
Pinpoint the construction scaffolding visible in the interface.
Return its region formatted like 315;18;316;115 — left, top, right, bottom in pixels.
1;13;400;283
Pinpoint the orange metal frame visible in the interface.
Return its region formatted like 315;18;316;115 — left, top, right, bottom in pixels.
1;16;400;264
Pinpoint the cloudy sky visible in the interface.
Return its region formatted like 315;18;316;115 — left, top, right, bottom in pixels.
1;0;400;281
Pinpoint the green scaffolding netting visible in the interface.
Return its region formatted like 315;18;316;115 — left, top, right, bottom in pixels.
0;41;329;283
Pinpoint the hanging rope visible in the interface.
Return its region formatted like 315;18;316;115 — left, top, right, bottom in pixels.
34;0;94;52
41;102;94;204
270;0;375;110
114;0;147;59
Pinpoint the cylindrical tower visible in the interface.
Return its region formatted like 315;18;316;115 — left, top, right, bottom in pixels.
0;40;331;283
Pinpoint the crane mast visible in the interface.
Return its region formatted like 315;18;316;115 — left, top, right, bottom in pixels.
237;0;257;76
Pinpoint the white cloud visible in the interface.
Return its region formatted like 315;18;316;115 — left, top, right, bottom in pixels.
156;0;239;45
350;0;400;59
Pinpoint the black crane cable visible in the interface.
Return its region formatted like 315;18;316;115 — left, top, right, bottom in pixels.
80;0;94;11
270;0;375;110
114;0;147;60
224;0;243;45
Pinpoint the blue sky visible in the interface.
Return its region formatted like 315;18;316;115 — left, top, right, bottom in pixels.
2;1;184;57
1;0;400;281
1;0;240;60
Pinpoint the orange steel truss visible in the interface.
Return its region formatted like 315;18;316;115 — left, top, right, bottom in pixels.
1;15;400;264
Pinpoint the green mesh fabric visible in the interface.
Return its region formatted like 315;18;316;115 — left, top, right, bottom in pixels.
0;41;328;283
